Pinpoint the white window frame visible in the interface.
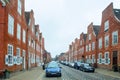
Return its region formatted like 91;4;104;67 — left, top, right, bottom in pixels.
105;35;109;47
104;20;109;31
92;54;95;63
17;24;21;40
89;44;91;51
23;29;26;43
112;31;118;45
80;40;82;46
16;47;21;65
17;0;22;15
104;52;110;65
89;34;91;40
98;53;102;64
32;24;34;33
8;14;14;35
7;44;14;66
99;38;102;49
92;42;95;50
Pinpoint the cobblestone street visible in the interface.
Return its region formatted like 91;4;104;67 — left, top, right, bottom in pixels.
2;64;120;80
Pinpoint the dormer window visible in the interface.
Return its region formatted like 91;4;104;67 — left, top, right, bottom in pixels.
104;20;109;31
17;0;22;15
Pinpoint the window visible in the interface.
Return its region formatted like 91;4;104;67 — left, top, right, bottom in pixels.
8;14;14;35
17;0;22;15
17;24;21;40
89;34;91;40
92;54;95;63
28;19;31;26
89;44;91;51
104;20;109;31
32;24;34;33
92;42;95;50
7;44;14;66
112;31;118;45
104;52;110;64
99;38;102;49
105;35;109;47
16;47;21;65
80;40;82;46
89;55;91;63
98;53;102;64
86;45;88;52
23;29;26;43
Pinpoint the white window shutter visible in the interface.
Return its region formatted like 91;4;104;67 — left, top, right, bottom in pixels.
13;56;16;64
97;59;99;64
5;55;8;65
102;58;105;64
108;58;110;64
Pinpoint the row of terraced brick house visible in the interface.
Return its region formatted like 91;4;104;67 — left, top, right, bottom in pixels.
0;0;47;72
58;3;120;71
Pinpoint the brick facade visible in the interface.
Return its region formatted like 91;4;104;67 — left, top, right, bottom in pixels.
0;0;46;72
58;2;120;71
85;23;100;67
97;3;120;70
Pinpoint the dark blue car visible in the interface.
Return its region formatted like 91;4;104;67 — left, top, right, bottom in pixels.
45;61;62;77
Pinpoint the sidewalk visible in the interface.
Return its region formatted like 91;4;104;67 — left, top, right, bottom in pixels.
95;68;120;79
5;67;44;80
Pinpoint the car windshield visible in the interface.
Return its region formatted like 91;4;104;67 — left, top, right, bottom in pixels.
77;62;81;65
47;62;59;68
84;64;90;68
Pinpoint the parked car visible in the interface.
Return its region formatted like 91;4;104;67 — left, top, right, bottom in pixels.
74;62;82;69
79;63;95;72
68;62;74;68
45;61;62;77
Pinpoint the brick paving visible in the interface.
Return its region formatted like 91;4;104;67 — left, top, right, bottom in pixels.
95;68;120;79
4;67;44;80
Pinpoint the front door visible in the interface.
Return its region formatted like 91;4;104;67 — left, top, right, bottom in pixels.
112;51;118;71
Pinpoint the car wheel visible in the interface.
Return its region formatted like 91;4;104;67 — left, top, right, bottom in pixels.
46;74;49;77
83;69;85;72
58;74;62;77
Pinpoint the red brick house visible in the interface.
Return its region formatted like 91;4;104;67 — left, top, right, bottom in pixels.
35;25;41;66
74;38;79;62
25;10;36;69
85;23;100;67
71;42;75;62
68;45;72;62
97;3;120;70
78;32;87;62
0;0;27;71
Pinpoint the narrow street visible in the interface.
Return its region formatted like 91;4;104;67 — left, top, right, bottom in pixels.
41;64;120;80
4;64;120;80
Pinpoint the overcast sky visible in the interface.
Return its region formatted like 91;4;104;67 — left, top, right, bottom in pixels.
25;0;120;58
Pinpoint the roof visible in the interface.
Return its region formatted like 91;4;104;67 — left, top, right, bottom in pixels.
114;9;120;20
93;25;100;36
25;12;30;25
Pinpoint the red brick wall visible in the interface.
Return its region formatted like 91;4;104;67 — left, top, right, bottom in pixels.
0;3;5;70
97;3;120;70
0;0;27;71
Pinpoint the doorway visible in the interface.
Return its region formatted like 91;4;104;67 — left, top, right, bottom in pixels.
112;51;118;71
